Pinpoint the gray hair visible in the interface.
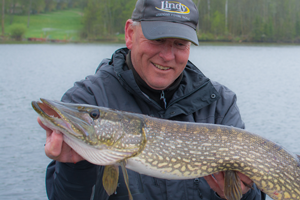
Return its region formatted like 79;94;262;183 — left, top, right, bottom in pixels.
132;21;141;27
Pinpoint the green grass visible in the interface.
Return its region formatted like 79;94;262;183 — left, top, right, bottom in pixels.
5;8;83;41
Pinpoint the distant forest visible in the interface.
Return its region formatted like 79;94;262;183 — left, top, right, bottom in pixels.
1;0;300;42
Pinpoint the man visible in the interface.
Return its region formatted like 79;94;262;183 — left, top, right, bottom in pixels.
38;0;266;199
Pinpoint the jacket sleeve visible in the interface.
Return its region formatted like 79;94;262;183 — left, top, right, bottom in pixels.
212;81;245;129
46;161;105;200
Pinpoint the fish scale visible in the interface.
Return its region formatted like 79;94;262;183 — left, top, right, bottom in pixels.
32;99;300;200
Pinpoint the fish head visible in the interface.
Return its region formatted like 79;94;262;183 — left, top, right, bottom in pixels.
32;99;147;165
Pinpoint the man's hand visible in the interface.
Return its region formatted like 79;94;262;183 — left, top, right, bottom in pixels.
204;171;252;199
38;117;84;163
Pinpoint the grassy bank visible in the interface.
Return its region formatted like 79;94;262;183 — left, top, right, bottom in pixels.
2;8;297;44
4;8;84;41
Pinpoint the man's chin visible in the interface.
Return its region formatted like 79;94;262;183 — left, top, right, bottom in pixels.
147;82;171;91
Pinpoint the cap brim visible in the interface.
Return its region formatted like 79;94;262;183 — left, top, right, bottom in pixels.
141;21;199;46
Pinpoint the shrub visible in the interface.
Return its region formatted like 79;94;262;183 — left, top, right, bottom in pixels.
198;32;215;41
9;24;27;41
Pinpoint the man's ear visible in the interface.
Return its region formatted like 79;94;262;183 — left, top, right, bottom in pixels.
125;19;134;49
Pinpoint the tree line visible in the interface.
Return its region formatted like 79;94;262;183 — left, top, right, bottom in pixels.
197;0;300;42
1;0;300;42
0;0;87;36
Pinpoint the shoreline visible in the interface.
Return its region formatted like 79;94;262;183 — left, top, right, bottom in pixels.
1;35;300;45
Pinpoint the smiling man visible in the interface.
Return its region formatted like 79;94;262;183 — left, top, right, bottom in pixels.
39;0;266;199
126;22;191;91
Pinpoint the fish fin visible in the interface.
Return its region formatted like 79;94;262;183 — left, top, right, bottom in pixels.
297;155;300;167
224;170;243;200
102;165;119;196
120;160;133;200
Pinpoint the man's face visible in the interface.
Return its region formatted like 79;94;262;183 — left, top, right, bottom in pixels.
125;20;191;90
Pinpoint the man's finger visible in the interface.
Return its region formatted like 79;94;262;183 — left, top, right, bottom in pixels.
237;172;253;193
204;175;219;190
58;141;85;163
45;130;63;159
213;172;225;193
204;174;225;198
237;172;253;185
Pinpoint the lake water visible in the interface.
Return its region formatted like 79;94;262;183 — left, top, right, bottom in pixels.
1;43;300;200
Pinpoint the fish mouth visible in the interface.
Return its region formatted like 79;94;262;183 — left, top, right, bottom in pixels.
31;99;89;137
32;99;61;120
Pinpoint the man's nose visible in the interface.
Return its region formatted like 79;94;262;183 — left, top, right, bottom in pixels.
159;42;175;61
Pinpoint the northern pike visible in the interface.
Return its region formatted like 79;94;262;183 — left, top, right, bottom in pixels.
32;99;300;200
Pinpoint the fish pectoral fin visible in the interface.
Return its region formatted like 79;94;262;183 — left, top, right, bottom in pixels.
224;170;243;200
120;160;133;200
103;165;119;196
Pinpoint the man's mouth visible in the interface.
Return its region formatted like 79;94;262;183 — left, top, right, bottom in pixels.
153;63;170;70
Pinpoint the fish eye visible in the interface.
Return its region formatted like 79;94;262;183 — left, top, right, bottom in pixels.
89;110;100;119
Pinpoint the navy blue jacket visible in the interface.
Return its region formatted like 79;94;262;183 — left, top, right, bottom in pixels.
46;48;266;200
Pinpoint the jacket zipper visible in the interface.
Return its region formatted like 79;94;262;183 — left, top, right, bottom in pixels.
160;90;167;109
194;178;203;199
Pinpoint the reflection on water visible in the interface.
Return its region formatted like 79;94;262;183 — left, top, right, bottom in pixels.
1;43;300;200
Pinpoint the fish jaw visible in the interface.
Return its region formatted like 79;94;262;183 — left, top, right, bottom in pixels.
32;99;95;138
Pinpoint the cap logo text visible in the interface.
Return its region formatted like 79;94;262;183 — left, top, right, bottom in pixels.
156;1;190;14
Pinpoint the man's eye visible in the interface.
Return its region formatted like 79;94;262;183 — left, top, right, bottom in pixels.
175;41;190;49
154;39;165;43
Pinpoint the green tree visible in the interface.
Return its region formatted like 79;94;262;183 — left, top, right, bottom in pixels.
32;0;46;13
296;20;300;38
1;0;4;36
45;0;57;12
56;0;69;10
81;0;136;39
263;19;274;42
81;0;102;39
70;0;88;9
27;0;32;27
211;11;225;36
252;16;263;42
9;0;16;25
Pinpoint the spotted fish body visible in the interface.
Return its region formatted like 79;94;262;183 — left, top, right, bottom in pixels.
32;99;300;200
